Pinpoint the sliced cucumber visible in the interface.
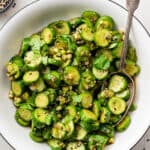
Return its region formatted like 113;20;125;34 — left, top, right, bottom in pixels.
64;66;80;85
66;105;77;119
112;42;123;58
76;126;87;140
10;55;24;68
33;108;51;125
20;37;30;56
116;115;131;132
88;135;108;150
63;117;74;138
94;29;112;47
69;17;82;29
81;92;93;108
13;97;23;107
51;20;70;35
43;71;61;88
116;89;130;100
82;10;100;23
80;109;97;122
92;100;101;118
46;88;57;103
42;127;52;140
80;71;96;90
92;67;108;80
93;54;110;70
23;70;39;84
129;103;137;112
22;91;30;101
29;78;46;92
47;58;62;67
6;62;21;80
80;26;94;42
15;113;30;127
11;80;24;96
24;50;42;69
108;97;126;115
95;16;115;30
127;47;137;62
66;142;85;150
29;34;42;50
41;27;55;44
29;131;44;143
80;120;100;132
47;139;64;150
108;75;127;93
35;93;49;108
100;125;115;138
100;107;111;123
98;89;114;99
52;122;66;139
125;60;140;77
17;108;32;122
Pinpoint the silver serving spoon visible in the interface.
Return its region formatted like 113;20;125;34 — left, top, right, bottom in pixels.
102;0;140;126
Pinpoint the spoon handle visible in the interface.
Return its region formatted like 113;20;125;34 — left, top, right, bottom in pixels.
119;10;134;70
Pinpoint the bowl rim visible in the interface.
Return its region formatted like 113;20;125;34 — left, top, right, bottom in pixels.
0;0;150;149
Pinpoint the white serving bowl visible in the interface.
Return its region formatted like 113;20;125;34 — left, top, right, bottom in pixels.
0;0;150;150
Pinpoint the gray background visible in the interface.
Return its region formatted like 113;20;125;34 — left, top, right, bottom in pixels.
0;0;150;149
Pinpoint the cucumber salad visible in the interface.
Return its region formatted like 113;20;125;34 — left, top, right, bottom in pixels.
6;10;140;150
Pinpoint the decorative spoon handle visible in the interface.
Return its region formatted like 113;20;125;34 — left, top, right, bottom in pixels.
119;0;140;70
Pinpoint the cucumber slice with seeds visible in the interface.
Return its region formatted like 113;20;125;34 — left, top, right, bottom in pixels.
66;142;85;150
108;97;126;115
52;122;66;139
11;80;24;96
35;93;49;108
94;29;112;47
24;50;42;69
81;26;94;41
98;89;114;99
17;108;32;122
64;66;80;85
23;70;39;84
41;27;55;44
95;16;115;30
33;108;51;125
108;75;127;93
81;92;93;108
92;67;108;80
29;78;46;92
82;10;100;23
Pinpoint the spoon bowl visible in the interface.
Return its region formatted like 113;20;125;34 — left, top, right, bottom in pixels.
102;71;136;126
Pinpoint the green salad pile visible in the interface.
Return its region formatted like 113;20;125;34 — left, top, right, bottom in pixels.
6;10;140;150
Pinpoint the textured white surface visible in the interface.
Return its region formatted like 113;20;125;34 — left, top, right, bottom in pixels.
0;0;150;150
